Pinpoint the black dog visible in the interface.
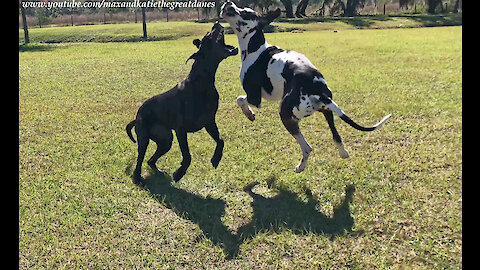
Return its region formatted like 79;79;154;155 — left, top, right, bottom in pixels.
126;22;238;185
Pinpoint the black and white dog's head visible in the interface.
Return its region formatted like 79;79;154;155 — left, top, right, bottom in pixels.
187;21;239;64
220;1;280;50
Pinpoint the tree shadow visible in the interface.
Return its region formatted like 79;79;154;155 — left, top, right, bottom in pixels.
276;15;393;28
396;13;462;27
19;43;58;53
275;13;461;28
142;171;240;259
237;181;359;242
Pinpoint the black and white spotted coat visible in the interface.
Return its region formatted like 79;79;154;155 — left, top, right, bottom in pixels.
220;1;390;172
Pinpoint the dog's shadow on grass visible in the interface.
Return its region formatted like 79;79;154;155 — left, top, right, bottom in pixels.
237;181;359;243
141;171;241;259
134;168;358;259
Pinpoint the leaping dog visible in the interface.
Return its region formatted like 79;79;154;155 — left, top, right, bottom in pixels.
220;1;391;172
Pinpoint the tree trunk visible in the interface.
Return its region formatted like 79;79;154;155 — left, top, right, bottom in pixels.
427;0;443;13
295;0;310;18
344;0;357;16
280;0;294;18
20;0;29;44
453;0;461;12
142;7;147;39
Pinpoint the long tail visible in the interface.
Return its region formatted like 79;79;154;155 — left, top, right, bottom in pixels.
126;120;136;143
319;95;391;132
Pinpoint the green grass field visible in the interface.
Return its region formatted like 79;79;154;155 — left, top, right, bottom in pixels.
19;22;461;269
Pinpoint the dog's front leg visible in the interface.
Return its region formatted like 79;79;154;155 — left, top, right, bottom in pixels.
237;95;255;121
173;129;191;182
205;122;224;168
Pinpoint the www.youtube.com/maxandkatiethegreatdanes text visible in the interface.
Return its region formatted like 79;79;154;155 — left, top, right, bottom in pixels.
21;0;217;11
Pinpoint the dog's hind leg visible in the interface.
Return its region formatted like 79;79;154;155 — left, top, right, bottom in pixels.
172;129;191;182
322;110;349;159
147;125;173;173
133;123;149;186
205;121;224;169
280;113;312;173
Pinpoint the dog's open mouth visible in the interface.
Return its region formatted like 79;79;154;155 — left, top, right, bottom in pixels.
211;21;227;43
210;21;238;56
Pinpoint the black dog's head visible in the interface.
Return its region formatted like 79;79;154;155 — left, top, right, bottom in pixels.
220;1;281;37
186;22;238;64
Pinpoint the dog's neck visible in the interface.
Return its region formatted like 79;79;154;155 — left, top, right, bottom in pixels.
235;27;270;64
187;59;221;84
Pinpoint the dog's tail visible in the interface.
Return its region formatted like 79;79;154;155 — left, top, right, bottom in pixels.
319;95;391;132
126;120;137;143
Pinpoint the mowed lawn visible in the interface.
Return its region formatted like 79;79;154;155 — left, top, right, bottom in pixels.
19;25;461;269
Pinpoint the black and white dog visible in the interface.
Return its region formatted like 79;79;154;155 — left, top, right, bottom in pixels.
220;1;391;173
126;22;238;185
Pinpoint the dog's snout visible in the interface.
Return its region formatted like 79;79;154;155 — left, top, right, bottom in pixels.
221;1;238;17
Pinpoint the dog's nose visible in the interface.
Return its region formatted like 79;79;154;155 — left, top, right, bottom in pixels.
212;21;223;30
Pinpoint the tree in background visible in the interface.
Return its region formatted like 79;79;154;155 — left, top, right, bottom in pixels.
399;0;414;10
20;0;29;44
427;0;443;13
317;0;367;16
279;0;295;18
295;0;310;17
344;0;366;16
453;0;462;12
142;6;147;39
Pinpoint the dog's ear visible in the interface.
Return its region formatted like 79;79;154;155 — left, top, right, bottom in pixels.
185;52;198;64
193;39;201;48
259;8;281;28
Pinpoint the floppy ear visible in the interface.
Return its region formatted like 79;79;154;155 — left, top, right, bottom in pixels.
193;39;201;48
259;8;281;27
185;52;198;64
